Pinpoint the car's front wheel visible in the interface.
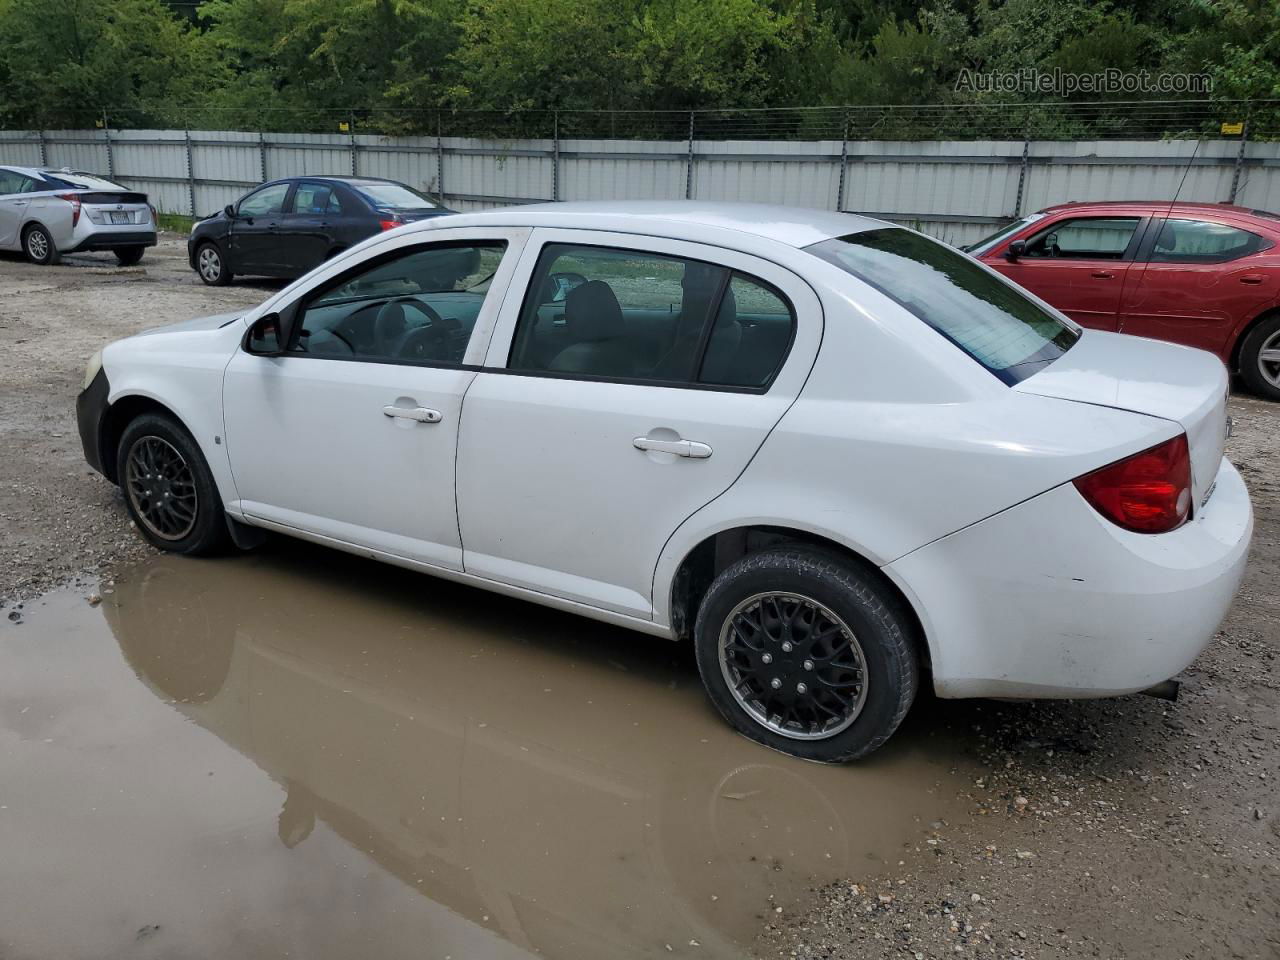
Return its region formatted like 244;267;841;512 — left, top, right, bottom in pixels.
694;546;920;762
195;241;232;286
114;246;145;267
1239;313;1280;402
22;223;60;265
116;413;228;554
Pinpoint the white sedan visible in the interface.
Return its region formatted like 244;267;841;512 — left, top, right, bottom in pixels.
76;202;1252;761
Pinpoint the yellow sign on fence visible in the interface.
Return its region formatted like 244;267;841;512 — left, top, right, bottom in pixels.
338;121;351;133
1221;121;1244;136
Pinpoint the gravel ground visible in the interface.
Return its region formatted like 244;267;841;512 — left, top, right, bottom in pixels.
1;236;1277;957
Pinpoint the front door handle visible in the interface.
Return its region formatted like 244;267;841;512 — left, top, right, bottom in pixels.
383;405;442;423
1090;270;1114;279
1240;275;1263;285
633;436;712;459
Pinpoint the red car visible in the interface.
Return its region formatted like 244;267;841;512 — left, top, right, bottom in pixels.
969;201;1280;400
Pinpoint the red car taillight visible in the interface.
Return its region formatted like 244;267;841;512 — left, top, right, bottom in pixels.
57;193;81;227
379;217;403;231
1073;434;1192;534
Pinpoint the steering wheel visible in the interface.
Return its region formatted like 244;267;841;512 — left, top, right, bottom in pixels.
374;296;442;356
395;315;463;363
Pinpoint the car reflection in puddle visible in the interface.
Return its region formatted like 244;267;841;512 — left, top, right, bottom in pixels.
0;544;965;960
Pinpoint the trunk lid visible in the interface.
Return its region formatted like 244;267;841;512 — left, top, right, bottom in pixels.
1015;330;1229;509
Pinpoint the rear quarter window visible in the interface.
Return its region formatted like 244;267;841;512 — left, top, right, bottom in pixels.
807;228;1079;385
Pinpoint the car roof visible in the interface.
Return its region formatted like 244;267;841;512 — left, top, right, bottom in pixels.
1039;199;1277;219
433;201;886;248
1;164;44;177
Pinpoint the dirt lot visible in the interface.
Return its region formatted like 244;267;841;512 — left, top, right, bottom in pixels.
0;237;1277;959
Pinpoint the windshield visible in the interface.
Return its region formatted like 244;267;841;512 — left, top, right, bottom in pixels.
964;213;1045;254
355;183;438;211
807;228;1079;385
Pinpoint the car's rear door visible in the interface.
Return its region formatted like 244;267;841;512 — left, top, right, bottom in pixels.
454;229;822;619
1118;216;1279;356
0;169;36;247
222;226;529;568
988;214;1145;331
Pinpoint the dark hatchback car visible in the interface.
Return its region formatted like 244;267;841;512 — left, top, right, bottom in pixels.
187;176;454;285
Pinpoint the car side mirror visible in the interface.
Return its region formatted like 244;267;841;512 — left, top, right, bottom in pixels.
245;313;286;356
224;203;237;219
1005;240;1026;262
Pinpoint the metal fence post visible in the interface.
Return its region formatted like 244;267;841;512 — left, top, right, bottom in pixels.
258;130;268;182
685;111;695;200
1013;124;1031;218
1228;118;1250;205
552;110;560;202
101;111;114;179
436;111;445;204
835;111;849;211
184;130;197;217
36;129;46;168
349;113;358;176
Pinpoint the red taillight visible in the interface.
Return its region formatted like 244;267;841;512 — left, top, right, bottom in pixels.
57;193;81;227
379;218;402;231
1073;434;1192;534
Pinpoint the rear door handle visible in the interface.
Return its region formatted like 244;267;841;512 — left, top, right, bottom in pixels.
1240;275;1263;285
633;437;712;459
1090;270;1114;279
383;405;442;423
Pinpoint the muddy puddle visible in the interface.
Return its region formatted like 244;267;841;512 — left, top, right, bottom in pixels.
0;544;971;959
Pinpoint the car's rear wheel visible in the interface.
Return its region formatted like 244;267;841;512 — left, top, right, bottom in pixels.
23;223;60;265
1240;313;1280;402
693;546;919;762
195;241;231;286
116;413;228;555
114;246;145;267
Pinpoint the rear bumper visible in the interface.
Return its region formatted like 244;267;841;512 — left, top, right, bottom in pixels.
76;367;111;478
888;457;1253;699
67;230;157;253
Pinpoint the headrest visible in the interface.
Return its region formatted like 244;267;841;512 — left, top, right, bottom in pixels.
564;280;624;341
1155;223;1177;251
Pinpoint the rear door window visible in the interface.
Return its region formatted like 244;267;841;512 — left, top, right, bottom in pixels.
808;228;1079;384
1148;219;1271;263
290;182;342;216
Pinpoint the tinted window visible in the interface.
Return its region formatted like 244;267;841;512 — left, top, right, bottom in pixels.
1150;218;1270;263
41;172;126;191
0;170;35;194
293;242;506;364
239;182;290;217
808;228;1079;384
1023;217;1139;260
965;212;1046;254
291;182;342;216
354;183;438;211
699;274;795;388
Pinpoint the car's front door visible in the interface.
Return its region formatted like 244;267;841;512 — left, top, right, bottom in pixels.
988;215;1145;331
1119;217;1279;356
228;181;293;275
454;230;822;619
222;228;528;568
277;180;344;274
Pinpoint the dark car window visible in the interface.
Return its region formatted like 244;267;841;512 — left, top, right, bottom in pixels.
1149;218;1271;263
40;172;127;191
808;228;1079;385
0;170;36;194
292;242;507;364
354;182;438;211
238;182;290;217
291;182;342;216
1021;217;1140;260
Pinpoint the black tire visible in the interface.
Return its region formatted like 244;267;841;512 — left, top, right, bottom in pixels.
693;546;919;762
114;246;145;267
116;412;228;555
195;241;232;286
1239;313;1280;402
22;223;60;265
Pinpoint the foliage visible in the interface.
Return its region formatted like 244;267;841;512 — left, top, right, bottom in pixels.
0;0;1276;135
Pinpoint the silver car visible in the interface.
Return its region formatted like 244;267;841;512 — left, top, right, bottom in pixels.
0;166;157;266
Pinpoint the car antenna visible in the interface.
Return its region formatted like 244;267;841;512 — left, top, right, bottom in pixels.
1119;136;1202;334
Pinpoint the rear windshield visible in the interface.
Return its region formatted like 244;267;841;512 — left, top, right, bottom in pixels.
43;172;127;191
807;228;1079;385
354;183;438;211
